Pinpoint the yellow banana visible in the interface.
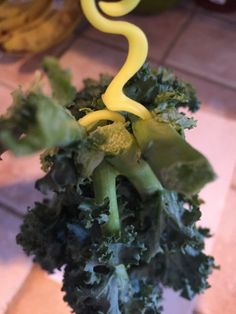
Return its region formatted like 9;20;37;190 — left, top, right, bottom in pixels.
3;0;81;52
0;3;54;44
0;0;52;35
12;4;54;34
0;0;31;19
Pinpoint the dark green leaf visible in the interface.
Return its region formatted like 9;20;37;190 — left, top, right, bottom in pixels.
0;92;85;155
42;57;77;107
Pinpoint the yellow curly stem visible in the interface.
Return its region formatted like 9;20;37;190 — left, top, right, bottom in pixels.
79;109;125;128
99;0;139;16
80;0;152;120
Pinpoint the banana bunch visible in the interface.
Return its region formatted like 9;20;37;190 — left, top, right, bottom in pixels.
0;0;82;52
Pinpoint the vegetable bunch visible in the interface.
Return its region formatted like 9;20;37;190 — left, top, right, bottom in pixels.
0;58;217;314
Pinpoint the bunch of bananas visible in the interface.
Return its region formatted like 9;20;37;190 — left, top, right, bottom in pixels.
0;0;82;52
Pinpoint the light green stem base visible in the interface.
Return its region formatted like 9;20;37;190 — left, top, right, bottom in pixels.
93;161;120;236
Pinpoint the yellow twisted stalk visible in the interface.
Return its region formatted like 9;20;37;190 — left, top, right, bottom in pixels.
99;0;139;16
80;0;152;123
79;109;125;128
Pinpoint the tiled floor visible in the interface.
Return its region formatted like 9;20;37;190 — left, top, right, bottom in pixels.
0;1;236;314
0;208;32;313
166;13;236;89
195;186;236;314
83;5;194;63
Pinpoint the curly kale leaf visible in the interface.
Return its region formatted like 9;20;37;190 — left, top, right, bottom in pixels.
124;279;163;314
36;156;78;194
124;63;159;105
118;177;217;299
77;198;110;229
0;89;29;156
118;178;205;262
16;185;109;273
42;57;77;107
154;103;197;133
40;139;104;181
124;63;200;113
154;67;200;112
63;226;150;314
0;92;85;156
63;263;130;314
95;230;146;268
16;197;69;272
142;193;217;300
12;59;216;314
155;244;217;300
62;225;146;314
70;74;111;120
69;63;200;124
37;141;104;194
162;191;203;244
64;266;163;314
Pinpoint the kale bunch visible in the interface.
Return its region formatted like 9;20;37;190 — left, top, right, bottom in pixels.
0;58;217;314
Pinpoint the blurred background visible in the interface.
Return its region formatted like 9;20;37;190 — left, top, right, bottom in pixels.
0;0;235;313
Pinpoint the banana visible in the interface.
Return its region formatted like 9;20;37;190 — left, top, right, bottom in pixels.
0;0;52;35
0;1;31;20
3;0;81;52
0;3;54;44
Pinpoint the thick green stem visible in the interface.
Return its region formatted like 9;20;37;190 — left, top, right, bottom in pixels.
92;161;120;236
107;143;163;198
115;264;129;286
90;121;163;199
133;118;216;196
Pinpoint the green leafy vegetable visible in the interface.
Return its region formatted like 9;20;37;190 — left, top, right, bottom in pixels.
42;57;77;107
89;122;163;197
0;58;217;314
133;118;216;195
0;92;85;156
124;64;200;113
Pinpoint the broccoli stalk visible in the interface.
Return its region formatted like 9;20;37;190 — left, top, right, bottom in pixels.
92;160;120;236
133;118;216;196
108;147;163;198
90;122;163;198
91;122;164;239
